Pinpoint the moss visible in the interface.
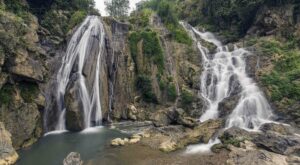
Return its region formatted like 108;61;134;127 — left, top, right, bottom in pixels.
0;84;14;105
136;74;157;103
181;89;194;106
68;10;87;30
19;82;39;103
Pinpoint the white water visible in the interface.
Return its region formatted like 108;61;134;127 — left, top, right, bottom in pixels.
181;22;273;153
55;16;105;130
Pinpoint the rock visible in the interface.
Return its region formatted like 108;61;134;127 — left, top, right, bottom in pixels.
253;132;300;155
159;140;177;152
177;116;198;128
192;119;223;143
65;75;85;132
0;103;41;149
129;138;140;144
227;141;291;165
245;54;259;78
127;104;138;121
220;126;255;142
0;122;19;165
111;138;125;146
176;119;223;149
150;111;171;127
0;73;8;89
63;152;83;165
8;48;44;82
260;123;293;135
129;134;141;144
218;95;240;118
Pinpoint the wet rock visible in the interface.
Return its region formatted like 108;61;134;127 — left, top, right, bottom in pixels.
0;122;19;165
175;119;223;149
227;141;291;165
177;116;198;128
218;95;240;118
245;54;258;79
65;75;85;132
220;126;255;141
63;152;83;165
253;132;300;155
260;123;293;135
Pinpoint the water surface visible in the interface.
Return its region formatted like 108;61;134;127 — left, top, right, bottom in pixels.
17;127;128;165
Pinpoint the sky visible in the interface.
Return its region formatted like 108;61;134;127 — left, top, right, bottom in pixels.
95;0;142;16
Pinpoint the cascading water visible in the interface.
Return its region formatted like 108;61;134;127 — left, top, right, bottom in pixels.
53;16;105;131
181;22;274;153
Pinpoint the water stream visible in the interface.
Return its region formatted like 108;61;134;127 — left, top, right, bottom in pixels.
45;16;105;131
181;22;274;153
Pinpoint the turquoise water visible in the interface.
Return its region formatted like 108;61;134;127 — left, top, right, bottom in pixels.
17;127;128;165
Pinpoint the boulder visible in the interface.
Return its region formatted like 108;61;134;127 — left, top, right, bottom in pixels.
253;132;300;155
159;140;177;152
0;122;18;165
260;123;293;135
150;111;171;127
65;75;85;132
111;138;126;146
127;104;138;121
226;141;291;165
218;95;240;118
63;152;83;165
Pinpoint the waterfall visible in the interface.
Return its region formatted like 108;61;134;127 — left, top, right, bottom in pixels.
181;22;274;153
53;16;105;131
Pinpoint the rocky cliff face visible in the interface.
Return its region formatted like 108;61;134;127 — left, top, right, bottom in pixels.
104;13;204;123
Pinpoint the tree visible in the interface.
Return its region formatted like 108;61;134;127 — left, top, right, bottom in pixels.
105;0;130;18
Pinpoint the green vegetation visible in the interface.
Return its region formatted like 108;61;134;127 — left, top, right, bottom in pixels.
105;0;129;19
136;74;157;103
167;83;177;101
129;30;164;74
19;83;39;103
0;84;14;105
181;89;194;106
251;37;300;102
68;11;87;30
140;0;192;45
129;9;152;28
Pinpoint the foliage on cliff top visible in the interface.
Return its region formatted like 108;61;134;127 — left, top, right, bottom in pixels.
138;0;192;45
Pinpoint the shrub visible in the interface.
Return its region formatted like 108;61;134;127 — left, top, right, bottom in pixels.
0;84;14;105
129;30;165;74
181;89;194;105
167;83;177;101
68;10;87;30
19;82;39;103
136;74;157;103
